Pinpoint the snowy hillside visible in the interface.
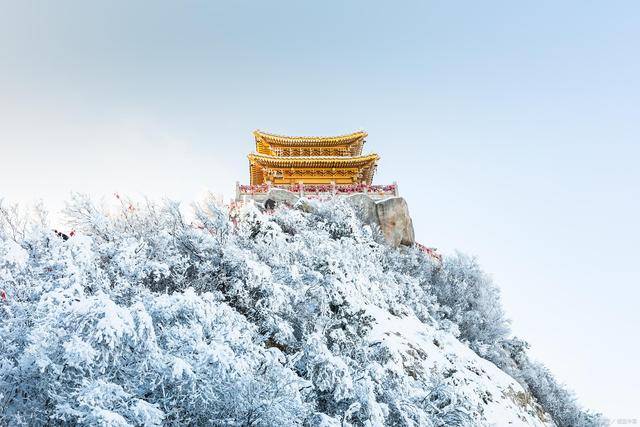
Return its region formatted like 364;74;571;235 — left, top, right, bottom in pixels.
0;195;601;426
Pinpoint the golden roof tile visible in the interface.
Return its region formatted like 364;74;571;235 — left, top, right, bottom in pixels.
254;130;367;148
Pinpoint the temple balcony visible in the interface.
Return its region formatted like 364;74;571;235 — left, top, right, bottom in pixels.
236;182;399;202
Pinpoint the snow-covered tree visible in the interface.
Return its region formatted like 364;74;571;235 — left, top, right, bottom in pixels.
0;195;602;426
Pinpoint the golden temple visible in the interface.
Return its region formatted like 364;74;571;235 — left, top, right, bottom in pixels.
249;130;379;185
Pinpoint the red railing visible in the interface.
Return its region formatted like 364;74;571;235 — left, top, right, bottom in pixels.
237;183;397;197
416;243;442;263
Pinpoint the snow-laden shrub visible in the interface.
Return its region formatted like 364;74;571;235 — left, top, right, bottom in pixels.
428;253;604;427
0;196;601;426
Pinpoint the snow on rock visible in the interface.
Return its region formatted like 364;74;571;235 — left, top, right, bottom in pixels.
367;306;554;426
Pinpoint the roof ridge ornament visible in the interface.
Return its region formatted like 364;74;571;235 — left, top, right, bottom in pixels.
254;130;367;146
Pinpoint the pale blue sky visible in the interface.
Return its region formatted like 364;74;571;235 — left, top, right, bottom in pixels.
1;0;639;418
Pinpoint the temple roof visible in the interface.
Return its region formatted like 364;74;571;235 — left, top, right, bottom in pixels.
253;130;367;146
254;130;367;155
248;152;378;168
247;129;378;185
248;152;379;185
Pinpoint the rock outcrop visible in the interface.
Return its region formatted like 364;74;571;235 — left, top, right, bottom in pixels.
345;194;415;247
264;188;300;207
261;190;416;248
345;193;378;227
374;197;415;247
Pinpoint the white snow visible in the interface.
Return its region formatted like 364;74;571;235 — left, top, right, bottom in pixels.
367;306;555;426
1;240;28;268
